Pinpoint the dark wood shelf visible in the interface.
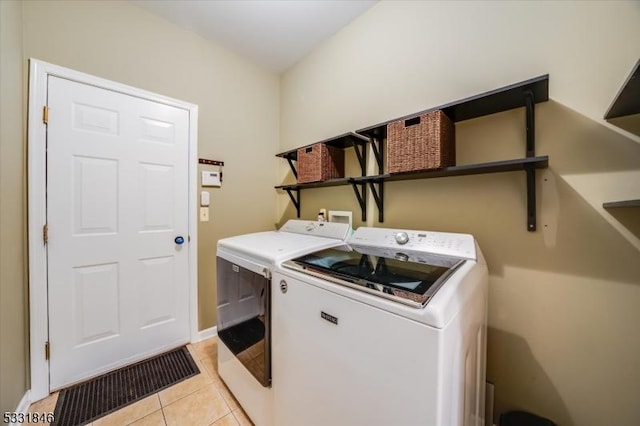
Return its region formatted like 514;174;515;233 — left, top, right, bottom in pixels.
605;59;640;120
601;62;640;216
276;177;351;191
277;157;548;189
350;156;549;184
276;132;369;161
603;199;640;209
357;75;549;138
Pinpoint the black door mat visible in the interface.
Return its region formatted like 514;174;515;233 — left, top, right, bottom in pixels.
52;346;199;426
218;317;264;355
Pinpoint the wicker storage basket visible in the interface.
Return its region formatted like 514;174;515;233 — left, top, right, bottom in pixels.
386;110;455;173
297;143;345;183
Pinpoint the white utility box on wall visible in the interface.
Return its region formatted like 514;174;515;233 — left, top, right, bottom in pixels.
202;170;221;187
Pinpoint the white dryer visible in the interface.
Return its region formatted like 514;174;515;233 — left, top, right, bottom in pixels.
216;220;351;426
272;226;488;426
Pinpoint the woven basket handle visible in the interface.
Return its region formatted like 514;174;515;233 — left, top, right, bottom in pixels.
404;116;421;127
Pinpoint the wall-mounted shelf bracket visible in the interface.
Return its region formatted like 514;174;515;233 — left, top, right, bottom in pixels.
285;188;301;218
604;58;640;119
524;89;537;231
350;182;367;221
286;158;298;179
349;178;383;222
368;180;384;222
368;135;384;174
352;140;367;176
525;164;537;231
524;90;535;157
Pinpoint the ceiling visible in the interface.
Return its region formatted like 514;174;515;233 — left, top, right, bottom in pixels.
130;0;378;73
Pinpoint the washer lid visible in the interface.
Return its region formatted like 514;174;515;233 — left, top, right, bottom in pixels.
283;244;465;308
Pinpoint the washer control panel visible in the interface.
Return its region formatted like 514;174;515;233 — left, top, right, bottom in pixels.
394;232;409;245
350;227;476;260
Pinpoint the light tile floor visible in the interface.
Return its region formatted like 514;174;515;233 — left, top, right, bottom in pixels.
27;338;254;426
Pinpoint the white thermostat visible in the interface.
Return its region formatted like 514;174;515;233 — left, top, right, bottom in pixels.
202;170;221;187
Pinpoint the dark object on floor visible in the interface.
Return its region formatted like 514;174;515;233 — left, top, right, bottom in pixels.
52;346;199;426
218;316;264;355
499;410;557;426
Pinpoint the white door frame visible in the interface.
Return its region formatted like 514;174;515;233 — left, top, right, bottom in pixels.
27;59;199;401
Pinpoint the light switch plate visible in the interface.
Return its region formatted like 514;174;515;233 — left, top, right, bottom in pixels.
200;207;209;222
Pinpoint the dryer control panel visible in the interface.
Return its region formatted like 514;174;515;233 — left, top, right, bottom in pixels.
349;227;476;260
280;220;351;241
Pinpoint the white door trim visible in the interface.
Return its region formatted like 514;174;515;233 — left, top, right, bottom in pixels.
27;59;199;401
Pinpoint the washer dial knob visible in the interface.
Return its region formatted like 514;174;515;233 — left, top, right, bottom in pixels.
395;232;409;245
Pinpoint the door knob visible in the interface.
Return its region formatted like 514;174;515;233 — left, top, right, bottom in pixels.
174;236;185;245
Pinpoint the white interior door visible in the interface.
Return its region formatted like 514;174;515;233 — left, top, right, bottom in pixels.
47;76;191;390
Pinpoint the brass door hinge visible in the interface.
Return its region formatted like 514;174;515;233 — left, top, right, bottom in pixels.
43;106;49;124
45;342;50;360
43;224;48;244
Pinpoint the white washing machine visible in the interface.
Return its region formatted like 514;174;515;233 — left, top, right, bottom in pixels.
216;220;352;426
272;226;488;426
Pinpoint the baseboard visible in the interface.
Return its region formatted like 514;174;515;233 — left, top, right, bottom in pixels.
197;326;217;342
485;381;495;426
8;390;31;426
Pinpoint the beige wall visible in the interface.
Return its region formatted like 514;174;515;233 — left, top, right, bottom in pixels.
1;0;279;410
0;0;28;415
280;1;640;426
20;0;280;329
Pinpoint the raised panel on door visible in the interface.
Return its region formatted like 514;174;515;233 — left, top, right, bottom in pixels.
139;116;175;144
72;156;119;235
138;256;176;330
72;263;120;346
72;102;119;136
139;163;174;232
